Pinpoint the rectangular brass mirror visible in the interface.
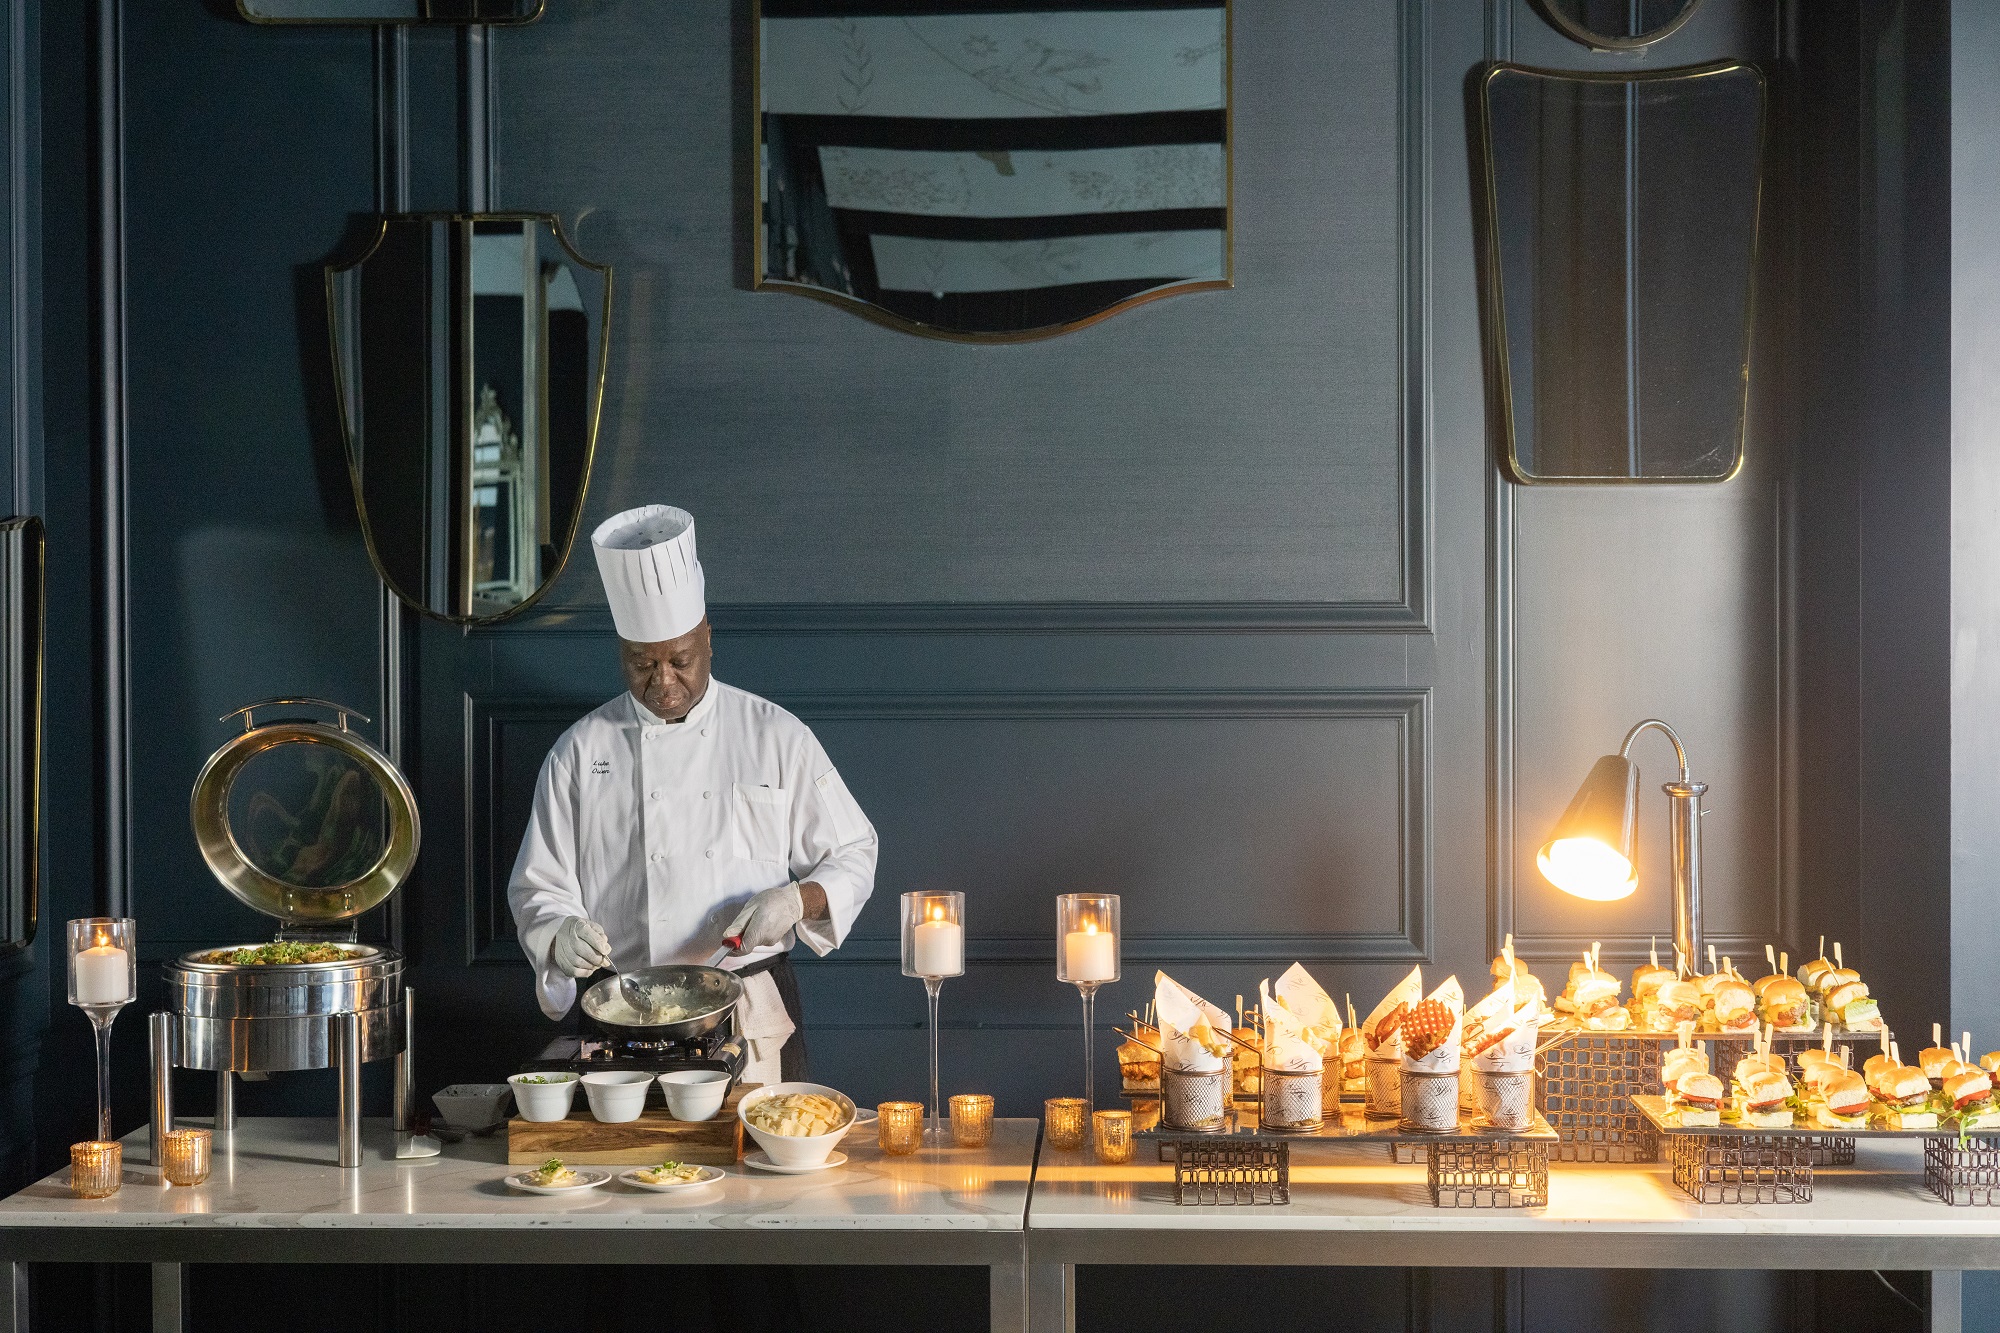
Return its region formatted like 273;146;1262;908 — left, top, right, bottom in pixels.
1477;61;1766;483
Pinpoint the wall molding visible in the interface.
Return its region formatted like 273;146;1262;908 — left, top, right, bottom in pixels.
466;686;1432;967
92;0;128;917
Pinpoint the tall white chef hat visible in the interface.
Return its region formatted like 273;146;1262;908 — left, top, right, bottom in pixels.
591;505;706;642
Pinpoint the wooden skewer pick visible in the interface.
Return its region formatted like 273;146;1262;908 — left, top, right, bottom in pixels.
1765;944;1777;974
1591;941;1602;971
1707;944;1718;975
1891;1040;1901;1066
1651;935;1660;969
1236;995;1244;1028
1834;941;1844;969
1780;951;1789;978
1675;948;1686;979
1722;956;1734;981
1823;1021;1833;1056
1677;1019;1693;1049
1954;1042;1964;1064
1935;1023;1944;1049
1839;1044;1850;1069
1819;933;1826;960
1965;1031;1974;1061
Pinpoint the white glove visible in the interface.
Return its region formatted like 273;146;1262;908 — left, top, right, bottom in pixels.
550;917;612;978
724;882;803;954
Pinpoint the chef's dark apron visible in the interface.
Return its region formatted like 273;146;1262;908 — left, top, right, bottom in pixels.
570;953;807;1082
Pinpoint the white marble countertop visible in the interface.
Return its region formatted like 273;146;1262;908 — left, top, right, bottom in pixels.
0;1118;1035;1265
1028;1138;2000;1269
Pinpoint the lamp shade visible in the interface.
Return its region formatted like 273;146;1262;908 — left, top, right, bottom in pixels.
1537;752;1640;901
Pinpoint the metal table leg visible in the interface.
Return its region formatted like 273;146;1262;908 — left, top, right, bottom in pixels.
1027;1261;1074;1333
214;1069;234;1134
989;1260;1027;1333
1931;1270;1962;1333
3;1261;25;1333
150;1262;184;1333
335;1012;362;1168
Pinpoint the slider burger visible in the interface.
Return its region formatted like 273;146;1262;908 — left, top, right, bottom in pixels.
1738;1070;1796;1128
1491;953;1546;1012
1339;1028;1367;1081
1401;998;1455;1061
1558;970;1630;1030
1870;1064;1939;1130
1824;980;1880;1029
1651;980;1704;1030
1862;1050;1899;1083
1707;981;1758;1034
1799;954;1836;991
1672;1072;1725;1128
1918;1045;1959;1087
1815;1070;1872;1130
1733;1051;1787;1087
1799;1059;1846;1098
1946;1068;2000;1130
1631;962;1674;1008
1758;976;1810;1030
1982;1051;2000;1080
1660;1045;1710;1092
1819;966;1861;995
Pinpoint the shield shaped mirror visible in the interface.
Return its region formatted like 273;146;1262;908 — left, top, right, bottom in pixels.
1478;62;1764;483
754;1;1232;341
327;214;611;623
1535;0;1703;50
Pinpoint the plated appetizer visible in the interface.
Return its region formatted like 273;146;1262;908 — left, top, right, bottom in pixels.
508;1157;609;1194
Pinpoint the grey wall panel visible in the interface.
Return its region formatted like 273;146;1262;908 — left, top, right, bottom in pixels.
489;0;1418;615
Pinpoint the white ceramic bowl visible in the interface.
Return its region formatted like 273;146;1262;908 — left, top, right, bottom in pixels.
432;1083;514;1130
582;1070;653;1123
506;1071;580;1122
659;1070;731;1122
737;1081;858;1168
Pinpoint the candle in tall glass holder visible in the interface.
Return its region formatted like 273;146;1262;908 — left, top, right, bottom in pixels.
67;918;136;1144
901;891;965;1138
1055;894;1120;1111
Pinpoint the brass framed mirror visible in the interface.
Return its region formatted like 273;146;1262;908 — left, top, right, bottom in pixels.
238;0;542;24
327;213;612;623
0;517;40;956
1536;0;1703;51
753;0;1232;341
191;699;420;930
1477;61;1765;484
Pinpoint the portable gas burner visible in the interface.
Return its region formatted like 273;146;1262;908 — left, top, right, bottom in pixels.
523;1011;747;1083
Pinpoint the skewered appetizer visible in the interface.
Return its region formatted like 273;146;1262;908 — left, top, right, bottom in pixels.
1704;981;1758;1035
1758;977;1810;1031
1947;1068;2000;1130
1491;952;1546;1014
1869;1064;1938;1129
1660;1044;1710;1093
1631;961;1674;1016
1650;980;1704;1031
1733;1051;1787;1086
1863;1049;1899;1083
1338;1029;1367;1090
1823;978;1879;1029
1799;953;1838;992
1670;1071;1725;1127
1815;1071;1872;1130
1556;968;1629;1031
1117;1036;1161;1093
1737;1070;1796;1128
1918;1044;1958;1087
1231;1025;1263;1098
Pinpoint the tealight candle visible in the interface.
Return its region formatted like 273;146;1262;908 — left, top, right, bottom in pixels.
1092;1109;1134;1164
69;1141;121;1199
878;1101;924;1155
160;1129;212;1187
1062;924;1115;983
1044;1098;1088;1151
912;913;962;978
73;944;132;1005
949;1094;994;1148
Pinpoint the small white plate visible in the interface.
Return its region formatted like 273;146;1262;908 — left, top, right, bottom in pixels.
618;1165;724;1193
743;1150;847;1175
506;1168;610;1195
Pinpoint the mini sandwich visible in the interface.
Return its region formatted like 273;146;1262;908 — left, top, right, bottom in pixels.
1708;982;1758;1034
1338;1029;1367;1083
1758;977;1810;1030
1919;1045;1958;1087
1819;966;1861;993
1116;1038;1161;1092
1672;1072;1725;1128
1982;1051;2000;1081
1739;1070;1796;1128
1651;980;1704;1030
1799;955;1836;992
1695;971;1738;1002
1492;954;1548;1013
1825;980;1880;1029
1733;1052;1787;1087
1661;1045;1710;1092
1862;1051;1899;1084
1631;963;1674;1009
1557;970;1624;1027
1751;971;1786;997
1947;1068;2000;1130
1799;1059;1846;1097
1870;1065;1938;1129
1816;1070;1872;1130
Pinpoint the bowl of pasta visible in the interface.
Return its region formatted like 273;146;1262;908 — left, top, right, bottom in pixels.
737;1082;858;1168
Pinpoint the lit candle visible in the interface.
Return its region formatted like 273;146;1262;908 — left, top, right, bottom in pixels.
912;907;963;977
74;941;131;1005
1063;921;1115;982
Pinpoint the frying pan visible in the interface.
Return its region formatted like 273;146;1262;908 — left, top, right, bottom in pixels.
580;963;742;1041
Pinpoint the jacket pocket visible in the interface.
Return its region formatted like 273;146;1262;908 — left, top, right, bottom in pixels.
728;783;789;863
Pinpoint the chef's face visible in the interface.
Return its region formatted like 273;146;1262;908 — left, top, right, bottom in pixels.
621;621;712;722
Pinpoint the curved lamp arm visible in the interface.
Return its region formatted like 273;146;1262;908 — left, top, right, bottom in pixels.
1620;718;1691;784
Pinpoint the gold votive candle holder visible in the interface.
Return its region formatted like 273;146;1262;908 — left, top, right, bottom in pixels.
1092;1109;1133;1163
1044;1098;1088;1151
69;1141;121;1199
949;1094;994;1148
160;1128;212;1187
877;1101;925;1155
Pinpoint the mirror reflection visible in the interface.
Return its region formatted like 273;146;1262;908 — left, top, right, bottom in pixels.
327;214;610;622
228;743;387;891
756;1;1230;340
1479;63;1764;483
238;0;541;23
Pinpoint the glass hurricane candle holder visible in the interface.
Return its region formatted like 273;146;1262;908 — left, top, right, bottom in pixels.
67;918;136;1144
69;1141;121;1199
901;891;965;1138
877;1101;925;1155
949;1094;994;1148
1045;1097;1089;1151
1092;1109;1134;1164
160;1129;212;1187
1055;894;1119;1112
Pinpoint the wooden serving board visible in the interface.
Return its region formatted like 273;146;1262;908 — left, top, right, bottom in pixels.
506;1085;753;1165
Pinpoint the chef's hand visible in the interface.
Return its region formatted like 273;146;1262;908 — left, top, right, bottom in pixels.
723;882;804;954
550;917;612;978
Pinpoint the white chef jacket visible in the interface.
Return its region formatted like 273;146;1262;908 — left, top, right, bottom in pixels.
508;680;878;1085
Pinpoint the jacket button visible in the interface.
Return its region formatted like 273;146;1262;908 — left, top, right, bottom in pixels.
650;853;665;863
650;789;663;800
705;849;714;859
702;790;710;799
700;728;709;737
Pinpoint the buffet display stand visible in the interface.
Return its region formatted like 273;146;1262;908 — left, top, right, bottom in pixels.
0;1116;1038;1333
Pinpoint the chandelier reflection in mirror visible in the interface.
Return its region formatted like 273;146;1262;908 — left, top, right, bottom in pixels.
755;1;1231;341
327;214;611;623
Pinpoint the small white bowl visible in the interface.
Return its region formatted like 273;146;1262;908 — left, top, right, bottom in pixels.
582;1070;653;1123
737;1081;857;1169
659;1070;731;1122
507;1071;580;1123
432;1083;514;1130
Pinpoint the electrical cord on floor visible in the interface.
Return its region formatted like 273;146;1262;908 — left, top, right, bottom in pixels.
1871;1270;1928;1315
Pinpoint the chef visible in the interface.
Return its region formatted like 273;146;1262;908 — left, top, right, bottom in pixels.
508;504;878;1084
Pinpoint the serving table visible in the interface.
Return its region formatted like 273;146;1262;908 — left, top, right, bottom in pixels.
1028;1135;2000;1333
0;1117;1037;1333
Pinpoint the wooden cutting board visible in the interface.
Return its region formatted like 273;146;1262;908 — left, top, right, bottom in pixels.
506;1085;753;1165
